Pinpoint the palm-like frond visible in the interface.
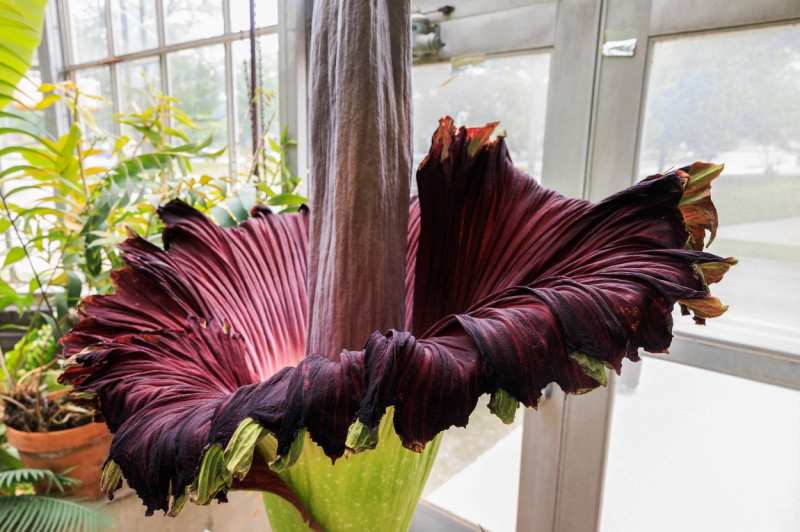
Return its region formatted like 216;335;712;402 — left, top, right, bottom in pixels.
0;495;113;532
0;468;78;495
0;0;48;108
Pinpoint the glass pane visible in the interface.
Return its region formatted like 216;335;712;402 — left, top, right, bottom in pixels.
164;0;223;45
67;0;108;64
412;53;551;189
74;67;114;135
601;357;800;532
168;45;228;176
232;35;280;169
413;53;552;530
230;0;278;32
638;24;800;353
117;57;161;116
110;0;159;54
422;395;523;532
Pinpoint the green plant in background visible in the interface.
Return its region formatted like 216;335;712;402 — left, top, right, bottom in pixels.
0;461;112;532
0;425;111;532
0;76;306;430
0;0;47;110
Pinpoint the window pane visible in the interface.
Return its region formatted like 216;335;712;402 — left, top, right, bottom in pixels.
412;53;550;188
413;52;551;532
110;0;159;54
74;67;114;135
638;24;800;354
422;395;523;532
230;0;278;32
67;0;108;63
164;0;223;45
232;35;280;167
168;45;228;176
601;358;800;532
117;57;161;116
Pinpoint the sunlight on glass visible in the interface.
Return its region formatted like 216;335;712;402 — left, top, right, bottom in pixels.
67;0;108;63
110;0;158;54
74;66;113;135
602;357;800;532
164;0;223;44
412;53;550;189
230;0;278;32
638;24;800;353
168;45;228;176
117;57;161;119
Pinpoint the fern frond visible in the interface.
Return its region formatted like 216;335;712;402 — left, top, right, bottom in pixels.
0;495;113;532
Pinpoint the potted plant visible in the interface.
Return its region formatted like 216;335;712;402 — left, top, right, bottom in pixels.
0;424;113;531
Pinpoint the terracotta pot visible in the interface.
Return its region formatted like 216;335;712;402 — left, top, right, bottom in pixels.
6;421;113;499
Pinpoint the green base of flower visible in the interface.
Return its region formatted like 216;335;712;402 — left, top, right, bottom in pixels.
263;409;441;532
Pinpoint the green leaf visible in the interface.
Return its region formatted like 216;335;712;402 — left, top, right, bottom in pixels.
226;196;249;222
3;246;25;267
237;184;257;216
54;270;82;308
269;428;306;473
0;468;78;494
0;495;113;532
488;388;520;424
344;418;379;455
569;351;609;386
0;0;48;109
223;418;267;480
34;92;60;110
209;206;237;228
189;445;230;506
267;193;308;207
0;277;19;311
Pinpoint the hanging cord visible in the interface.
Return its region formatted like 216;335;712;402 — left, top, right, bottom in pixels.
248;0;260;176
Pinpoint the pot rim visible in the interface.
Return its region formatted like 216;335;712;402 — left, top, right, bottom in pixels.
5;421;112;453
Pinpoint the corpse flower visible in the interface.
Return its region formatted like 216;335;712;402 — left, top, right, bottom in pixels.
59;117;735;531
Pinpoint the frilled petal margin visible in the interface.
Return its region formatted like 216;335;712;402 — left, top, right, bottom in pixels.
60;118;734;527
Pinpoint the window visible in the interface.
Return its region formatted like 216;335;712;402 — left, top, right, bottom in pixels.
59;0;281;177
411;50;551;531
602;357;800;532
412;52;550;185
638;24;800;354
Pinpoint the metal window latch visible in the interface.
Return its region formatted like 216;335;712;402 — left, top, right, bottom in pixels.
411;6;453;61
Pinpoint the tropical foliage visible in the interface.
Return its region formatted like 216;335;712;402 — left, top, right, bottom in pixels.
0;0;47;109
0;466;112;532
1;73;304;430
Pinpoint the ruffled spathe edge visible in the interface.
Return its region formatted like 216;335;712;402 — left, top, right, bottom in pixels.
60;118;734;520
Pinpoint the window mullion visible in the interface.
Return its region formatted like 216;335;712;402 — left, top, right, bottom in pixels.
104;0;115;58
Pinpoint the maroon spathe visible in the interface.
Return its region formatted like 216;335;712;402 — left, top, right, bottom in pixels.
60;119;732;516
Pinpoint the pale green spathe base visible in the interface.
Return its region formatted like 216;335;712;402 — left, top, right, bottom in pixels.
263;409;441;532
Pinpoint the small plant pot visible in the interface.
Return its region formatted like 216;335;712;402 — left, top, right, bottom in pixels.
5;421;113;498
